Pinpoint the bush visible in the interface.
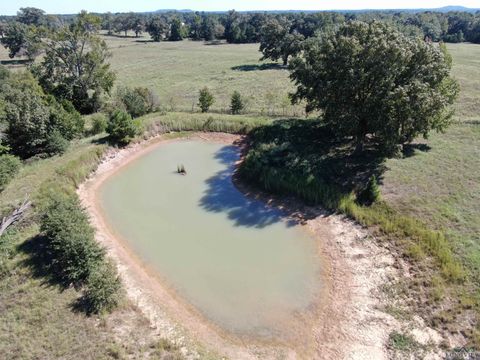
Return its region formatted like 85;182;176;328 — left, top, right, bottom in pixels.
47;97;85;140
0;154;21;191
357;175;381;205
2;71;81;158
116;87;159;118
40;194;105;286
107;110;138;145
44;130;69;156
89;113;108;135
83;259;122;314
230;91;245;115
198;87;214;113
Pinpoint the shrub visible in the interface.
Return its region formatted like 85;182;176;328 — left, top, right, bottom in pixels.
40;194;105;286
0;154;21;191
116;87;159;118
230;91;244;115
44;129;69;156
83;259;123;314
198;87;214;113
357;175;381;205
89;113;108;135
47;97;85;140
107;110;138;145
2;71;81;158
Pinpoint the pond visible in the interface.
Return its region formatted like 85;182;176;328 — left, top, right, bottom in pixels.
98;140;322;338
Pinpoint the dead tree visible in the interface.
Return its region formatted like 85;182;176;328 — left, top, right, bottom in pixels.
0;197;31;236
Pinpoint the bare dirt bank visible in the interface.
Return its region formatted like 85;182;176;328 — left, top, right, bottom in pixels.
78;132;442;359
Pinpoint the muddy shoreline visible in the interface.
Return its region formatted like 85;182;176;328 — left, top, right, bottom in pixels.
78;132;438;359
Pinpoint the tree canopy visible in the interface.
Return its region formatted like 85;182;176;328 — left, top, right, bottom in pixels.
289;21;459;152
33;11;115;114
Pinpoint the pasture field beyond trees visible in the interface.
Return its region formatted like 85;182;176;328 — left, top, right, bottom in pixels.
0;36;480;355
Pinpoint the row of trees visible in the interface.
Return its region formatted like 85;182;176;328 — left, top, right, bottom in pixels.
3;8;480;45
95;9;480;44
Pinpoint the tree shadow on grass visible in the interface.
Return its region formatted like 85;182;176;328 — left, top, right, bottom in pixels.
18;234;94;314
248;118;388;192
231;63;284;72
402;143;431;158
198;144;298;229
17;234;70;289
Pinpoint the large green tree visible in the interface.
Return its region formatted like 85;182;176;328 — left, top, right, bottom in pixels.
259;18;304;65
146;16;168;42
1;71;83;158
289;21;459;152
169;17;185;41
16;7;45;26
33;11;115;114
0;22;43;60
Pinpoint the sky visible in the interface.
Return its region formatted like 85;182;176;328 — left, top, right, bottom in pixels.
1;0;479;15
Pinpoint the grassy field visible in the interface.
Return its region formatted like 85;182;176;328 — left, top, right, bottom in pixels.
382;43;480;286
0;36;479;354
99;34;305;116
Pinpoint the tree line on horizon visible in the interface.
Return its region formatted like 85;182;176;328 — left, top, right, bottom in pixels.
1;7;480;45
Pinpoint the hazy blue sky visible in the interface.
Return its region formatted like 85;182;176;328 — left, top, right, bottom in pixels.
1;0;479;15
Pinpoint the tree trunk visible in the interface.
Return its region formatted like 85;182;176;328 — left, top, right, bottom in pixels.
0;198;31;236
355;118;368;154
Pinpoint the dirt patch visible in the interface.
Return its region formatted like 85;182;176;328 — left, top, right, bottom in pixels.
78;132;442;359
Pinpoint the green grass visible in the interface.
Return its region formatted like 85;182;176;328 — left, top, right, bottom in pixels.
446;43;480;122
1;36;480;353
139;111;272;136
103;35;305;116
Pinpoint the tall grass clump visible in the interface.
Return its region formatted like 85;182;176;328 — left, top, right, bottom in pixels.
140;112;270;137
0;154;21;192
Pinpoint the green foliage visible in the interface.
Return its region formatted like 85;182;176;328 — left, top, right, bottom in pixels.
2;71;81;158
146;16;168;41
198;87;214;113
47;97;85;140
357;175;381;205
169;17;186;41
89;113;108;135
116;86;158;118
259;17;304;65
4;81;50;158
107;110;138;145
40;193;105;286
83;259;122;314
44;129;69;156
230;91;245;115
289;21;459;152
0;22;43;60
0;155;21;192
388;331;420;352
17;7;45;26
33;11;115;114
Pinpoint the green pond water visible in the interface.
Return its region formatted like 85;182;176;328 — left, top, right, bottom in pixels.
99;140;321;337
